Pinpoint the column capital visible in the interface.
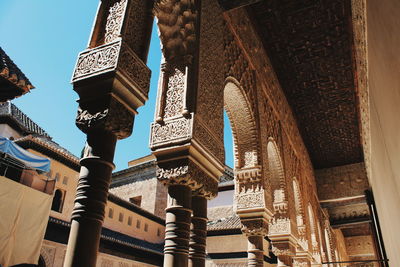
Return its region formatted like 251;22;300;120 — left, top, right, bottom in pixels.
241;218;269;237
156;159;219;199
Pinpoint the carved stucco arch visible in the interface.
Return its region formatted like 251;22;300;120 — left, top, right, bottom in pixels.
224;77;271;235
267;139;287;214
224;77;259;171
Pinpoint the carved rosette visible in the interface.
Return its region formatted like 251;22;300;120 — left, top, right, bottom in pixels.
156;160;218;199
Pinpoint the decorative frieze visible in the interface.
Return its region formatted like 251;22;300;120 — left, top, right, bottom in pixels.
72;41;151;96
236;189;265;210
150;116;193;148
73;40;121;82
269;218;291;236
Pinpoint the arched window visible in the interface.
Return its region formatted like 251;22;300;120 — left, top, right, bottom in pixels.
38;255;46;267
293;179;305;235
51;189;64;213
308;204;318;249
324;228;334;267
267;140;287;214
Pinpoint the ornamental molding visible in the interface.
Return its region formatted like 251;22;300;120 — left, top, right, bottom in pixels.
271;246;291;256
293;259;309;267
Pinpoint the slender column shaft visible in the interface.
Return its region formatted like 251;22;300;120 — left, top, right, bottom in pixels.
63;130;117;267
248;235;264;267
189;195;207;267
164;184;193;267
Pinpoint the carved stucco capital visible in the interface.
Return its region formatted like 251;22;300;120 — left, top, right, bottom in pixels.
241;218;269;237
156;160;218;199
76;96;134;139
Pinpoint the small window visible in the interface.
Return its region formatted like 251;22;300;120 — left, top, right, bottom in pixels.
51;189;64;213
108;208;114;218
128;216;132;226
55;173;60;182
129;196;142;207
144;223;148;232
136;220;141;229
157;228;161;237
119;212;124;222
62;176;68;185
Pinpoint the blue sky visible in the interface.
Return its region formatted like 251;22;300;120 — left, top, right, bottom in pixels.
0;0;233;170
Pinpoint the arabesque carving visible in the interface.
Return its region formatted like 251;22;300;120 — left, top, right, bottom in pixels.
269;217;291;235
73;40;121;81
105;0;128;43
150;116;192;148
236;189;265;210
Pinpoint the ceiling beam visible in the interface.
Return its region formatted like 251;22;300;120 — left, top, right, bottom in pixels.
218;0;262;11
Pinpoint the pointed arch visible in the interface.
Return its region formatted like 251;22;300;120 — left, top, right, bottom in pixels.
293;178;305;233
308;204;318;250
224;77;259;170
267;139;286;213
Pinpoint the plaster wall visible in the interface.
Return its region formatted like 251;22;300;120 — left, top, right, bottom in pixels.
366;0;400;265
27;149;79;223
0;124;22;139
208;189;234;208
207;234;247;253
103;200;165;243
110;177;167;218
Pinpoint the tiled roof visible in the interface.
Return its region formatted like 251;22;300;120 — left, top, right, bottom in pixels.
48;217;164;255
207;214;241;231
0;102;49;137
0;47;34;100
15;135;80;171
